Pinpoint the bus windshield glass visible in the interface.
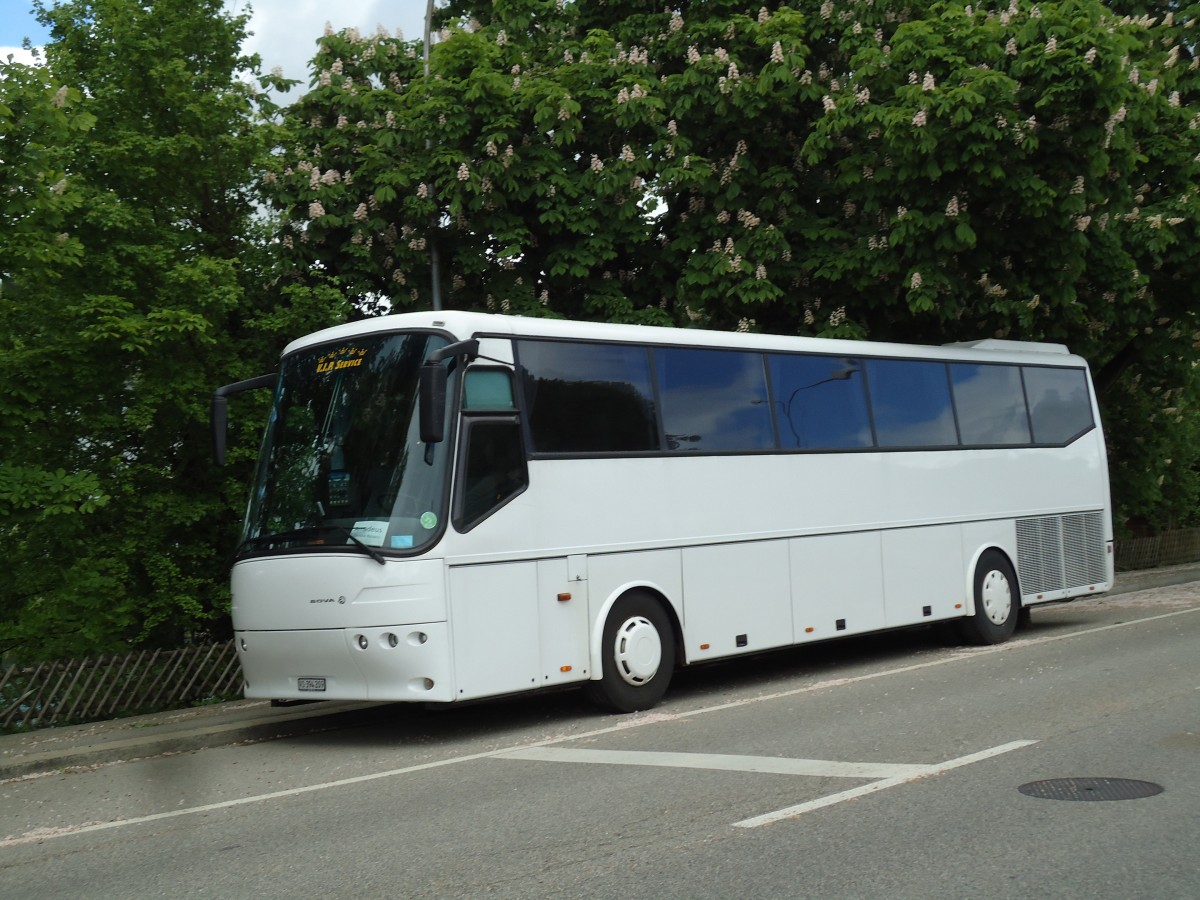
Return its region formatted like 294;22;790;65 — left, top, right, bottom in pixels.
241;332;451;558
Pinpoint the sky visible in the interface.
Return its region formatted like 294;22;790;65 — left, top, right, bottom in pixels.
1;0;431;94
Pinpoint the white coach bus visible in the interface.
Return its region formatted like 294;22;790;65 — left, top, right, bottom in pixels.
212;311;1113;712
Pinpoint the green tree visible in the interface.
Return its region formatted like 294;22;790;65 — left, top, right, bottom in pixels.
0;58;103;526
268;0;1200;531
0;0;330;662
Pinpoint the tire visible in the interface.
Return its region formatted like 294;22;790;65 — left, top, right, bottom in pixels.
586;591;676;713
958;550;1020;645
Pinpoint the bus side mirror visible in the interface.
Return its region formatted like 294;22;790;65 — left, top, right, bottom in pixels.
419;339;479;444
211;373;277;465
212;395;230;465
419;363;448;444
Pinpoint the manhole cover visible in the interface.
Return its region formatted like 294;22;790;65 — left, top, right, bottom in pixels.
1018;778;1164;802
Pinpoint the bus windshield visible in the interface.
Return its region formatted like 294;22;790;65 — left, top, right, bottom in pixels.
241;331;451;558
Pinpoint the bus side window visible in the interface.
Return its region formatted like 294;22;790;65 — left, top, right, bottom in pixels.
456;419;528;530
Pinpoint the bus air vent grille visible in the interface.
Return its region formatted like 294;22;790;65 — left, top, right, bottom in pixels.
1061;512;1107;587
1016;512;1106;596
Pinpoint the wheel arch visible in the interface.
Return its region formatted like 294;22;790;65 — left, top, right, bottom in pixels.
964;543;1022;617
589;582;683;682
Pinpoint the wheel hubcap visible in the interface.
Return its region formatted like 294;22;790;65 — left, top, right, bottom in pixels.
613;616;662;686
980;570;1012;625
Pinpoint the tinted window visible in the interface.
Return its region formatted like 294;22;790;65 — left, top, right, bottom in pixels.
950;364;1031;445
458;419;527;528
655;348;773;451
1024;366;1093;444
867;359;958;447
464;369;515;410
768;355;872;449
518;340;659;453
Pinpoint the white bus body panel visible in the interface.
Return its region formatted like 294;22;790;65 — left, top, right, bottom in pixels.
233;557;456;701
434;426;1110;669
446;558;592;701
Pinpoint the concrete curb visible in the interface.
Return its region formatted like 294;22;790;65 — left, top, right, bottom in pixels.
1110;561;1200;595
0;700;384;781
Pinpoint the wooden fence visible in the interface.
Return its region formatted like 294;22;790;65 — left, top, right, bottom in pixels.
0;641;243;733
1113;528;1200;572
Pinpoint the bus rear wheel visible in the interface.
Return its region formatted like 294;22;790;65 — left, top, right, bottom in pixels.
959;550;1020;645
586;591;675;713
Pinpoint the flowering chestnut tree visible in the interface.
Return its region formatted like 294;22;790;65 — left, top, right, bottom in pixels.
267;0;1200;529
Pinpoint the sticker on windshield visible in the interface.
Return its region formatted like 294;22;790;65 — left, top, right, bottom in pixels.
391;535;414;549
350;520;387;546
419;511;438;530
315;345;367;375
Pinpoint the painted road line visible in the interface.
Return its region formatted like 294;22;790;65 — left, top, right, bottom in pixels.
732;739;1039;828
498;747;929;779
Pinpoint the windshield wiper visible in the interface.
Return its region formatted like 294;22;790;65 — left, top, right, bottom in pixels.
241;525;388;565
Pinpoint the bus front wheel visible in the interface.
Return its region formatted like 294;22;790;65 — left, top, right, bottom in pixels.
959;550;1020;645
586;591;676;713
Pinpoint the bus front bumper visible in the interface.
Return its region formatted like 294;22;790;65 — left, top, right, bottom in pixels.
235;622;455;703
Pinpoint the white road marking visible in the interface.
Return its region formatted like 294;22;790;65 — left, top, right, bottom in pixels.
4;605;1195;847
499;747;929;779
732;740;1038;828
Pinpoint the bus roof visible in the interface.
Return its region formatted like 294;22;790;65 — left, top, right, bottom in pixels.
282;310;1086;368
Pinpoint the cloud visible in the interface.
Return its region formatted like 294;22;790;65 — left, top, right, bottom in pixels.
2;45;40;66
234;0;427;89
3;1;429;89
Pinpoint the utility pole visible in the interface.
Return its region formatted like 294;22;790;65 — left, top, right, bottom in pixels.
424;0;443;310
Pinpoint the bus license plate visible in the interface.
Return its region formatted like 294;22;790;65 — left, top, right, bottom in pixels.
297;677;326;692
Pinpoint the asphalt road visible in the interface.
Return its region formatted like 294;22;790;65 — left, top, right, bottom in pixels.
2;581;1198;899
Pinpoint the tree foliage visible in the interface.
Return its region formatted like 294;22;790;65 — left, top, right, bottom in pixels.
0;0;335;662
1;58;101;522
